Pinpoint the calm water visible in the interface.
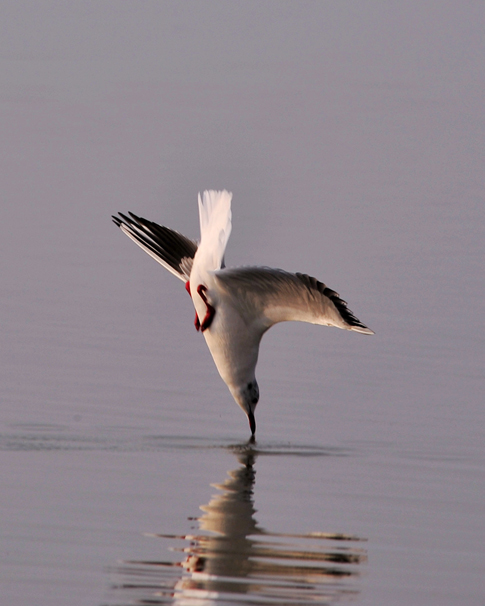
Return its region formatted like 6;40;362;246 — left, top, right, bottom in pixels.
1;3;484;605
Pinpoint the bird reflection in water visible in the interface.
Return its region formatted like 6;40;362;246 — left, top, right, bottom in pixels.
111;447;366;605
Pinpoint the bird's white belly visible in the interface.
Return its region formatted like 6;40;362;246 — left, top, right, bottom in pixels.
202;303;260;391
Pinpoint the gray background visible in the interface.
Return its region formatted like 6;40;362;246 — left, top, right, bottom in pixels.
1;2;484;605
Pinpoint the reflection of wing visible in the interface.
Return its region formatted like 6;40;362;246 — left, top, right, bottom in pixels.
215;267;374;334
112;212;198;281
110;450;367;605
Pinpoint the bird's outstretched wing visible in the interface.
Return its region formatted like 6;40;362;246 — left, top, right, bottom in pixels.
112;212;198;281
214;267;374;334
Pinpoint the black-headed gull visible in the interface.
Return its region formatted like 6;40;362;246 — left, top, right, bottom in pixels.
113;190;373;437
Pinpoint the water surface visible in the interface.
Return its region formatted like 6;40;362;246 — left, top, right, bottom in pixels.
1;3;484;605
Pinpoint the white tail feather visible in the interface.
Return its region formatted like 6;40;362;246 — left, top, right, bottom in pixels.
196;190;232;271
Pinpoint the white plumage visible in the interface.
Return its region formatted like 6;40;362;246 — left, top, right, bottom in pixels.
113;190;374;437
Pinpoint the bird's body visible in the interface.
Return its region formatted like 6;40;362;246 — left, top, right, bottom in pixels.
113;190;373;437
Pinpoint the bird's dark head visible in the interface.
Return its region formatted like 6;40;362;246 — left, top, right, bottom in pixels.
231;379;259;436
244;380;260;408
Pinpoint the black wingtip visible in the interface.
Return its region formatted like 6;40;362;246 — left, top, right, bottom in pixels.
112;212;140;230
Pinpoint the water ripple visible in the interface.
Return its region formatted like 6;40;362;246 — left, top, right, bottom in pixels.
0;425;349;458
107;451;366;605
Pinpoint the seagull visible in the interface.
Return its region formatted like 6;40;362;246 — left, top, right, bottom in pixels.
113;190;373;438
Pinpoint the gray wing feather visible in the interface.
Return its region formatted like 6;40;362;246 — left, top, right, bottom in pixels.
113;212;197;281
214;267;374;334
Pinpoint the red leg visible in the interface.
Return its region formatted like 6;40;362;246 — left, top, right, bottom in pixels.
197;285;216;332
185;281;201;331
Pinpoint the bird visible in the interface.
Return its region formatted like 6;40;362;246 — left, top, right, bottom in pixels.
113;190;374;438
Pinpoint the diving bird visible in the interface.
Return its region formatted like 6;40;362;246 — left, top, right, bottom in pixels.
113;190;373;437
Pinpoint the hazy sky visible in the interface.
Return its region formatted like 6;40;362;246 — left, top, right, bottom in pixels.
1;1;483;431
2;5;484;605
